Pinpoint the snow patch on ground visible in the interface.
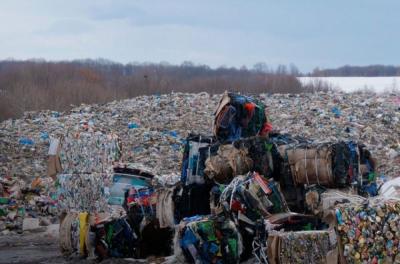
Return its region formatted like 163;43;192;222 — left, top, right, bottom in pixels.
298;77;400;93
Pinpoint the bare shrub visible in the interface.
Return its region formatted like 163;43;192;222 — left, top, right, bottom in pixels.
0;60;327;120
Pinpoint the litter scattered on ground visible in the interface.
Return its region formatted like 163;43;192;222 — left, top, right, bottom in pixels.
0;175;57;235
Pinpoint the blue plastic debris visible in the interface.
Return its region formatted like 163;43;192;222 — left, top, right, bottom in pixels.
360;182;378;197
19;138;34;145
335;209;343;225
40;132;49;140
128;122;139;129
331;106;341;118
169;131;178;138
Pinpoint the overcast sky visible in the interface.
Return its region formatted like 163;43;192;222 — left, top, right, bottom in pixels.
0;0;398;72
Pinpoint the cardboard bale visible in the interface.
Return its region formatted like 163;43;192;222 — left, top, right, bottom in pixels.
286;145;333;186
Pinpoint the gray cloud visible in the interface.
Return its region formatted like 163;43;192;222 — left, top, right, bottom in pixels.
0;0;399;72
38;19;94;36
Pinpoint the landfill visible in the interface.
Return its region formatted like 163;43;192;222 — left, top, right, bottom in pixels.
0;175;57;235
0;90;399;263
1;91;399;180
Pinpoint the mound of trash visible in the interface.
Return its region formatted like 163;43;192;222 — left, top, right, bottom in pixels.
1;91;399;181
0;90;399;252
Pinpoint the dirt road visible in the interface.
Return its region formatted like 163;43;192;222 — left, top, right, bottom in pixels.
0;224;170;264
0;224;66;264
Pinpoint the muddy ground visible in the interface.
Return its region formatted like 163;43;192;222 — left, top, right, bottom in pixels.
0;224;66;264
0;225;155;264
0;225;255;264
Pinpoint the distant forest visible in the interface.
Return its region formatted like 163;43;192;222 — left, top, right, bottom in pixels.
0;59;327;121
310;65;400;77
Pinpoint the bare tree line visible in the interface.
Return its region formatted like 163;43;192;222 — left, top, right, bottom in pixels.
310;64;400;77
0;59;329;121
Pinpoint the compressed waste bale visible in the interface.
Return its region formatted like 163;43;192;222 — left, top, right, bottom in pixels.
331;141;359;187
59;212;92;257
219;172;289;224
180;134;218;186
204;136;276;184
59;212;78;256
59;132;121;175
205;153;233;182
286;144;334;186
204;144;253;184
267;230;338;264
335;198;400;263
175;215;242;264
213;92;272;142
55;132;121;213
267;134;309;210
124;186;174;259
57;173;111;213
232;136;275;178
177;134;216;222
274;138;377;189
72;183;172;260
270;133;379;213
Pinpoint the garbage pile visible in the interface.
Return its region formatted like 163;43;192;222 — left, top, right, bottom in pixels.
59;179;172;260
56;132;121;213
0;175;57;235
0;113;54;180
0;93;213;180
51;91;400;263
263;92;400;178
170;92;400;263
1;91;398;181
0;90;399;262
